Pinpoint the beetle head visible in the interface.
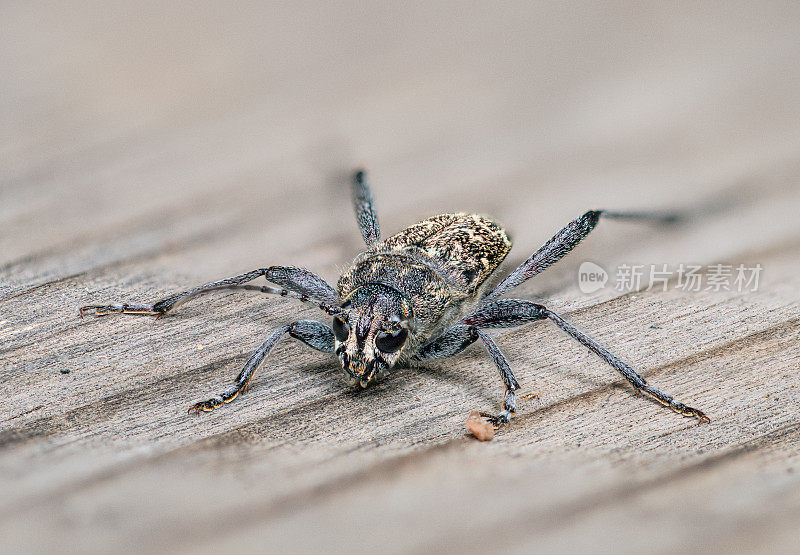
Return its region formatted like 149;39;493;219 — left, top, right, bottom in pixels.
333;283;413;388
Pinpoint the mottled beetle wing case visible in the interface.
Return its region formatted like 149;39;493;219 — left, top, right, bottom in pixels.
381;213;512;295
363;213;511;295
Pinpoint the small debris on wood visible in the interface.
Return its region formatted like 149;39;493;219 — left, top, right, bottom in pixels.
466;411;494;441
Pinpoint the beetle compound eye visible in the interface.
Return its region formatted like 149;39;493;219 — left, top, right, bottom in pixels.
332;317;349;342
375;328;408;353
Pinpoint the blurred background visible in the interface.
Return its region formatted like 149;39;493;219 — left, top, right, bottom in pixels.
3;2;800;553
3;1;800;284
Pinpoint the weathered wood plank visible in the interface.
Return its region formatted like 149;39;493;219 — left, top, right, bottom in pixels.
2;3;800;553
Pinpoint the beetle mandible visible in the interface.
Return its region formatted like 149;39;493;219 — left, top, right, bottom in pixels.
80;170;709;429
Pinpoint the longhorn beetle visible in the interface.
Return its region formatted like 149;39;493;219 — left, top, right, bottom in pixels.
80;170;709;429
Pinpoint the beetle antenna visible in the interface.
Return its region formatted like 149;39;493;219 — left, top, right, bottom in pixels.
233;285;346;317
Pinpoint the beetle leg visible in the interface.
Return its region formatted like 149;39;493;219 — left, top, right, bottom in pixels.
413;325;521;429
460;298;548;328
80;266;343;319
483;209;682;302
81;269;268;319
540;306;710;422
476;329;520;428
413;325;479;360
189;321;334;414
351;169;381;246
468;299;709;421
421;298;708;424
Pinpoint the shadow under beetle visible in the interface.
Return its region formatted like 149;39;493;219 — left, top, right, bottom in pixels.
81;170;709;428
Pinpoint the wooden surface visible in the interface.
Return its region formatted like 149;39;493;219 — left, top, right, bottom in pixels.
2;3;800;553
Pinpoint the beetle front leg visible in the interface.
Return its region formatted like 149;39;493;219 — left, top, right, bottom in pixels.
414;325;521;429
476;329;520;428
189;320;334;413
481;389;517;428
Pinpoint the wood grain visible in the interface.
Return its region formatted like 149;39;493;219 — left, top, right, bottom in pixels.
2;3;800;553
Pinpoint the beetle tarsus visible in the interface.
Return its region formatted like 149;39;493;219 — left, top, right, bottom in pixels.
483;411;512;429
79;303;161;317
